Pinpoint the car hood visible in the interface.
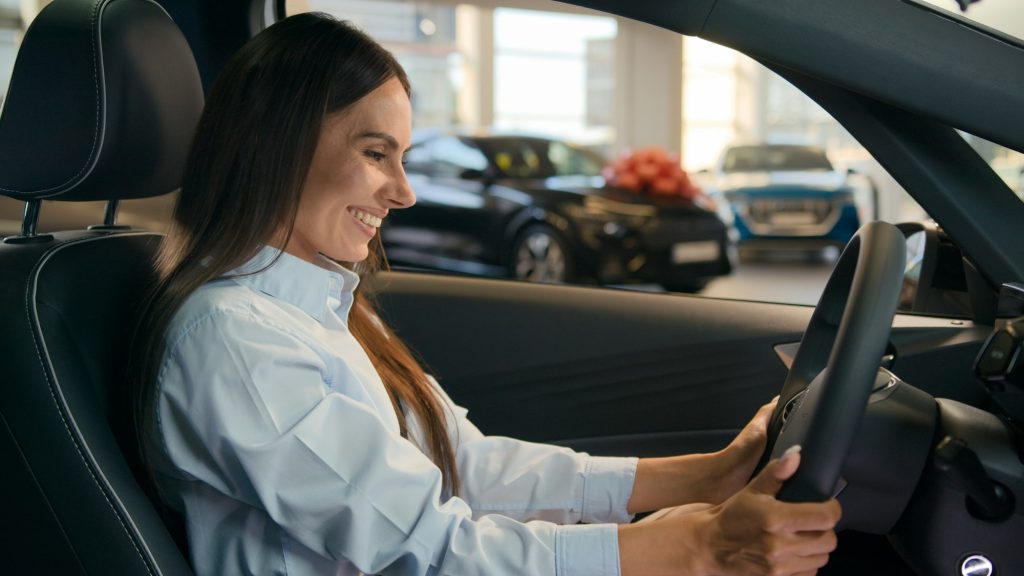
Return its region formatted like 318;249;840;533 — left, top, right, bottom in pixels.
715;170;848;193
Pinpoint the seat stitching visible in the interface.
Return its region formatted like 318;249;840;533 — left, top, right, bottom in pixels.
25;232;160;575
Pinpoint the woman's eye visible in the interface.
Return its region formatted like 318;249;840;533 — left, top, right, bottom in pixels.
365;150;386;162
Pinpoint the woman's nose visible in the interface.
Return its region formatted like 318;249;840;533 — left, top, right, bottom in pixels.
387;166;416;208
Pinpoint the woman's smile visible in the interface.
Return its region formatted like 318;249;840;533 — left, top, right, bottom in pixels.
348;207;384;238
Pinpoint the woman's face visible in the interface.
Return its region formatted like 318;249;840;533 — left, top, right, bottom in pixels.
286;77;415;264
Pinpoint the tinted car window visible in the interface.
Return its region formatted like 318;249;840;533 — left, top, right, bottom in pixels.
427;137;489;179
476;139;603;179
481;139;548;178
403;144;433;176
722;145;834;172
548;141;604;176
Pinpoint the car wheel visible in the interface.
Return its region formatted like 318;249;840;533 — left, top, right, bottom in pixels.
511;225;574;283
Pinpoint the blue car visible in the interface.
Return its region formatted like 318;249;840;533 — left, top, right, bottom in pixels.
707;144;862;253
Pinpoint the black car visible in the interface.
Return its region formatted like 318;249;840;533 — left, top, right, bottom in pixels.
383;134;732;292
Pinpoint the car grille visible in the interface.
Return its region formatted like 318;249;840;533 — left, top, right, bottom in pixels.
746;198;833;224
741;197;841;236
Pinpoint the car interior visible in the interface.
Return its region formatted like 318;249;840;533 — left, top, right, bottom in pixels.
1;0;1022;575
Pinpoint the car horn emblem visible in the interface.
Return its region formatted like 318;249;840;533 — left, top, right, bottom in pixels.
960;554;994;576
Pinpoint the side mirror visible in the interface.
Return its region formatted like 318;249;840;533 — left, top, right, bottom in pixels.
895;221;993;321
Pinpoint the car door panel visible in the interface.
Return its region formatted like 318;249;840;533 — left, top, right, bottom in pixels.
373;272;807;456
373;272;989;459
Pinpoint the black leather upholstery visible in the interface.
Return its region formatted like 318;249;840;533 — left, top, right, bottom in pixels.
0;0;203;201
1;232;193;575
0;0;202;573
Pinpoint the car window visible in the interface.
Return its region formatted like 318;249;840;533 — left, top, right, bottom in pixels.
4;0;1006;317
282;0;951;310
403;144;434;176
427;137;489;179
547;141;604;176
476;139;550;178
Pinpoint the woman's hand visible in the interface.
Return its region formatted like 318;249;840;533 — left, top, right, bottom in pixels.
709;396;778;502
620;447;842;576
627;397;778;513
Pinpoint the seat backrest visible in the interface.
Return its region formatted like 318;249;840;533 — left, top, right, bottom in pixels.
0;0;203;573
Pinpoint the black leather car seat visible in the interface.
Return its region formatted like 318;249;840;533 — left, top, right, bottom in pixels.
0;0;202;573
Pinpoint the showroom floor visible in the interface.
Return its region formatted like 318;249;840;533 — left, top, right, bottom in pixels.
700;255;835;306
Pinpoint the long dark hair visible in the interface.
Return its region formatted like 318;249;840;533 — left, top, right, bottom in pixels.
131;13;460;496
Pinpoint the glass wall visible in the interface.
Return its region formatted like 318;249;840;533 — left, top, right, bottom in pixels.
492;8;615;144
291;0;463;132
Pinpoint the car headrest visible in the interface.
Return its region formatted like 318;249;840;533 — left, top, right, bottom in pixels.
0;0;204;202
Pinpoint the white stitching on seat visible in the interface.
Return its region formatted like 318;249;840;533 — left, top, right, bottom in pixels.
25;231;162;575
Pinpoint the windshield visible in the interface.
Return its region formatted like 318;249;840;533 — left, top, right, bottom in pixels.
721;145;833;173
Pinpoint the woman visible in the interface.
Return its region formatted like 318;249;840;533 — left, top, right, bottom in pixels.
131;13;840;576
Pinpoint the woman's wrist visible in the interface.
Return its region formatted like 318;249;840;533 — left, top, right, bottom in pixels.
627;452;725;514
704;443;755;504
618;511;712;576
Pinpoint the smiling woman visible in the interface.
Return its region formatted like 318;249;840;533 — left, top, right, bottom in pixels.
123;9;841;576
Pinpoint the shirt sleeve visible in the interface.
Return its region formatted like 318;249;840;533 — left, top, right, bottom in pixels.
156;307;622;576
427;379;638;525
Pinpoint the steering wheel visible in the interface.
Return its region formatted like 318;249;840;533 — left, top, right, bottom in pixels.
758;221;907;503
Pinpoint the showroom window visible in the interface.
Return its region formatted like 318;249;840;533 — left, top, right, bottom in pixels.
492;8;616;144
681;37;740;173
289;0;465;131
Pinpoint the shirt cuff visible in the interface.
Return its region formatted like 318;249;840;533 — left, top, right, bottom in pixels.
581;456;638;524
555;523;621;576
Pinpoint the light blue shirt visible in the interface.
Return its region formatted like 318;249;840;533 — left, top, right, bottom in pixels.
152;246;638;575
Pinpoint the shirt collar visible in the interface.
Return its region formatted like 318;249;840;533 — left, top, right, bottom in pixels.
228;246;360;324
